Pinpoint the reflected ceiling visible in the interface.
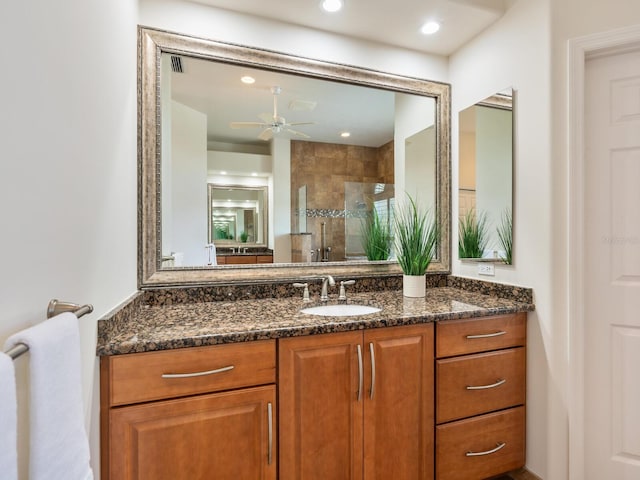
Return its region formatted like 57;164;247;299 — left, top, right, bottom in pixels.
169;56;395;148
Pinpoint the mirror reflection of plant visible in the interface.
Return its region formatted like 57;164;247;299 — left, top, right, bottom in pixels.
458;209;489;259
360;208;392;260
240;231;249;243
394;194;439;275
497;208;513;265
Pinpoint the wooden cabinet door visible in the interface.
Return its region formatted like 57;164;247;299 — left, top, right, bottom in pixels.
109;386;276;480
279;331;364;480
364;324;434;480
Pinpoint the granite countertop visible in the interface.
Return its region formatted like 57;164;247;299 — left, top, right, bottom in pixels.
97;286;534;356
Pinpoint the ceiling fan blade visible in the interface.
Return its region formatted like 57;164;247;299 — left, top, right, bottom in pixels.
230;121;266;129
286;128;310;139
258;113;275;123
258;128;273;141
286;121;315;127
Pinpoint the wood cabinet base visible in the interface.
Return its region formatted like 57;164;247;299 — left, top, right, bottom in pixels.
107;385;276;480
436;407;525;480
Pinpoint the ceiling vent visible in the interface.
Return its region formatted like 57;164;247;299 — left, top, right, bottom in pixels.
170;55;184;74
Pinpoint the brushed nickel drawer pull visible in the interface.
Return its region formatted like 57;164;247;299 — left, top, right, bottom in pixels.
466;442;506;457
267;402;273;465
161;365;235;379
357;344;364;401
466;379;506;390
369;342;376;400
466;331;507;339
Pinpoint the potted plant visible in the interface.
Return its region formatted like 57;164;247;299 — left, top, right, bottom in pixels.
393;194;439;297
496;209;513;265
360;208;392;261
240;231;249;243
458;209;488;259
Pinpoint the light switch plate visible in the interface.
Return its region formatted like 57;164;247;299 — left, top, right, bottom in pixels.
478;263;495;276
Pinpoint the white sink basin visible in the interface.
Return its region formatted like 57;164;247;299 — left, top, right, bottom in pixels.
300;304;381;317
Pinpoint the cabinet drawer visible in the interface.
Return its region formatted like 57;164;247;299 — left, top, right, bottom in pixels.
105;340;276;406
436;406;525;480
225;255;257;264
436;313;526;358
436;347;525;423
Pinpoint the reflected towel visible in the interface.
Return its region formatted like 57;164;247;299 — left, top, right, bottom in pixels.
0;352;17;480
4;313;93;480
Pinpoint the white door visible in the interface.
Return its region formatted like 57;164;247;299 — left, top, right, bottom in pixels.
584;47;640;479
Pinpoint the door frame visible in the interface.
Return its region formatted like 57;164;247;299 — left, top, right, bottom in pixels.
567;24;640;480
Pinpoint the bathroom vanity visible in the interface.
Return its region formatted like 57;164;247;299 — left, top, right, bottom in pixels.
98;279;532;480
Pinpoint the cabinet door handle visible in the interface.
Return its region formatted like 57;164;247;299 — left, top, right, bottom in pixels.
466;379;506;390
267;402;273;465
161;365;234;379
466;442;506;457
466;331;506;339
357;344;363;401
369;342;376;400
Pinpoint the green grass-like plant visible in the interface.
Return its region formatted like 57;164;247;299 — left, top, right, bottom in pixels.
393;194;439;276
496;209;513;265
240;231;249;243
458;209;489;259
360;208;392;261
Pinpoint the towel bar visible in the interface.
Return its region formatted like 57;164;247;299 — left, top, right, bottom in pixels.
4;299;93;360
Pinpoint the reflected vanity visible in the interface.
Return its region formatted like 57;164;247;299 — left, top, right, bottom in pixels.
458;89;514;264
139;27;451;287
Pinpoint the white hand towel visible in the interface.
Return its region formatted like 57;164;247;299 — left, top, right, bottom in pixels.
4;313;93;480
0;352;18;480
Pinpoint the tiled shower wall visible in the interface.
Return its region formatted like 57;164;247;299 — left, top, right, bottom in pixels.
291;140;394;261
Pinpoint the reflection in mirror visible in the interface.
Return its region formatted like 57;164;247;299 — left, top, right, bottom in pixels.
208;184;267;246
458;88;514;263
161;52;437;267
138;27;451;287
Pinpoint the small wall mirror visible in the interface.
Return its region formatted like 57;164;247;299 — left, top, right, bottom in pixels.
208;184;267;246
458;88;514;264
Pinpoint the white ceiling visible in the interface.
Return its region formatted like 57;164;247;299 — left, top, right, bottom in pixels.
190;0;513;56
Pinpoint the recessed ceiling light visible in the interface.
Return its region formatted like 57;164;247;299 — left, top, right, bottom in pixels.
421;21;440;35
220;171;227;175
321;0;343;13
251;172;258;176
340;132;351;138
241;76;255;84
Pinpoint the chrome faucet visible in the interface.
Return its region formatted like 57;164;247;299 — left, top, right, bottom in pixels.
320;275;336;301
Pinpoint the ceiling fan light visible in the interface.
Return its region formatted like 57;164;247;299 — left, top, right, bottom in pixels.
321;0;343;13
421;21;440;35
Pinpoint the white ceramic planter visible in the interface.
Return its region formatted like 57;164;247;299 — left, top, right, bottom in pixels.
403;274;426;297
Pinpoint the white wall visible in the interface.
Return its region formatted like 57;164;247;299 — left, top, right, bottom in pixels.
0;0;138;477
449;0;553;477
271;137;292;262
475;106;512;254
395;94;437;212
170;101;208;265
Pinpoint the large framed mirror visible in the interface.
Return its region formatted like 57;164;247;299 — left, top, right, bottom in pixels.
139;27;451;287
458;89;514;264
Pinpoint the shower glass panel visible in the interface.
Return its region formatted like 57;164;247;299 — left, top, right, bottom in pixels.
344;182;395;259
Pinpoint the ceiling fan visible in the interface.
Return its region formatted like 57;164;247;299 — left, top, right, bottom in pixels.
230;86;314;141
